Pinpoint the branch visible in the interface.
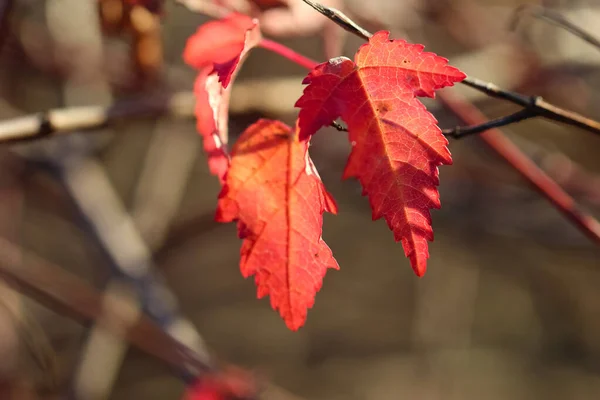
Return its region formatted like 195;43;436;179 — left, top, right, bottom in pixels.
443;108;533;138
0;92;194;145
510;5;600;52
300;0;600;245
299;0;600;138
300;0;372;40
0;236;212;378
0;237;305;400
461;77;600;136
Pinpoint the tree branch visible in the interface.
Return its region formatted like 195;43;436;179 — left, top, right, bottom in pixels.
300;0;372;40
0;236;213;378
298;0;600;245
443;108;533;138
0;92;194;144
299;0;600;138
461;77;600;136
0;237;305;400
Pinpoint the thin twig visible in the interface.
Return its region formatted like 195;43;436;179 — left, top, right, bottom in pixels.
300;0;600;245
510;5;600;52
300;0;371;40
443;108;533;138
461;77;600;136
330;120;347;132
439;89;600;245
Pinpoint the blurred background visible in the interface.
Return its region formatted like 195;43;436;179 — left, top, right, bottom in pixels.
0;0;600;399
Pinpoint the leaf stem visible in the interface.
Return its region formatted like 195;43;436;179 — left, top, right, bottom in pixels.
259;38;318;70
258;39;347;132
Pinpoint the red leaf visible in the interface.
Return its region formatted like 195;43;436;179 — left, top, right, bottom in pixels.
183;12;259;88
184;13;262;181
216;119;338;330
193;67;231;181
295;31;466;276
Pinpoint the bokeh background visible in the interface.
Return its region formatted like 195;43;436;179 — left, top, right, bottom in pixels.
1;0;600;399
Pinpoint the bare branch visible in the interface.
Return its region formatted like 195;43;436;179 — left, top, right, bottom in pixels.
0;237;307;400
330;120;347;132
443;108;533;138
0;92;194;145
461;77;600;136
0;236;213;377
300;0;372;40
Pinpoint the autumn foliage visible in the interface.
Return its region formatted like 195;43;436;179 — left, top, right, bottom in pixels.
184;9;466;330
296;31;466;276
216;119;339;330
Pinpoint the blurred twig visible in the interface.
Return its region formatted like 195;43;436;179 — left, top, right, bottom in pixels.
0;92;194;144
510;5;600;52
60;156;211;368
300;0;600;245
132;119;201;251
0;238;306;400
0;236;212;377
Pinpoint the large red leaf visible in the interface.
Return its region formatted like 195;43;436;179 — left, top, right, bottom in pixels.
295;31;466;276
184;13;262;181
216;119;338;330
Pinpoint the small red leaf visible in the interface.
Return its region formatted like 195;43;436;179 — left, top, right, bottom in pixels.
193;67;230;181
184;13;262;181
295;31;466;276
216;119;338;330
183;12;260;88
